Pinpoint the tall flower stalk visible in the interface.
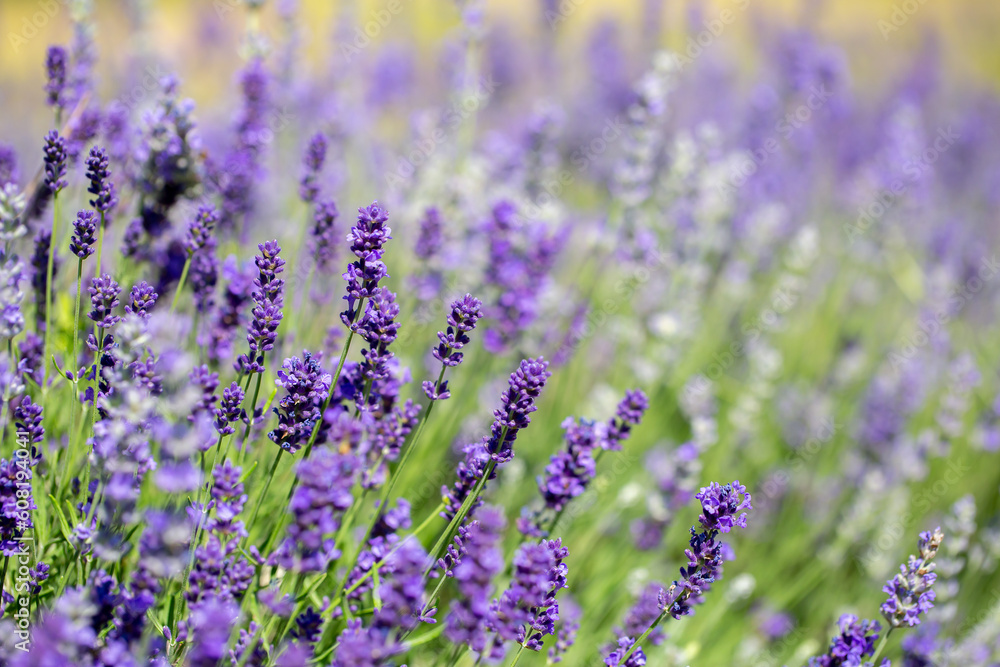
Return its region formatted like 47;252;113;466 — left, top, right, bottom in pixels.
614;481;752;665
41;131;67;389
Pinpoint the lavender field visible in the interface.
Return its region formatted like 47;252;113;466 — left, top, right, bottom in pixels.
0;0;998;665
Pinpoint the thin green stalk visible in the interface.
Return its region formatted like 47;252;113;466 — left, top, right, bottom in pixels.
422;452;500;581
221;369;257;462
82;324;105;488
94;211;105;278
242;448;284;548
268;309;365;549
238;366;266;467
870;629;893;665
170;254;192;312
346;371;444;580
67;257;84;471
300;300;365;461
507;644;526;667
618;608;668;665
42;192;60;396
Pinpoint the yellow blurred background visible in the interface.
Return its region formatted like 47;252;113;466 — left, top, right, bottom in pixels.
1;0;999;112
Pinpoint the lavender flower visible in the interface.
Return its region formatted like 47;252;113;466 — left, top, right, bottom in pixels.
341;202;392;330
604;636;647;667
609;480;750;667
412;206;444;299
415;206;443;261
13;396;44;449
188;598;240;667
372;538;434;633
43;131;68;196
549;597;581;663
445;506;507;655
312;198;339;273
881;528;944;628
215;381;247;436
70;210;98;259
332;618;402;667
31;229;57;331
269;351;331;453
45;45;68;109
189;240;219;314
605;389;650;451
481;200;563;353
487;356;551;463
88;274;121;329
660;480;753;619
357;286;400;387
490;538;569;652
85;146;116;213
190;365;220;422
347;499;412;603
423;294;483;401
299;131;327;204
124;281;158;319
808;614;882;667
269;448;357;573
185;204;219;255
442;358;551;521
238;240;285;374
207;257;254;363
0;144;18;186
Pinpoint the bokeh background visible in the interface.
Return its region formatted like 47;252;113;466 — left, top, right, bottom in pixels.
3;1;1000;666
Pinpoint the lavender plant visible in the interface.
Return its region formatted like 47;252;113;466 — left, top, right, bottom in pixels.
0;3;996;667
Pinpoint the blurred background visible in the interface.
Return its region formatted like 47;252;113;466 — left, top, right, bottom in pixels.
2;0;1000;114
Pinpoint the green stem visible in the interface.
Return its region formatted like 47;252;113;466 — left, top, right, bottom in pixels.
42;192;60;396
618;609;667;665
94;210;105;278
238;366;266;467
422;453;500;581
870;628;893;665
350;369;443;565
67;258;83;471
71;258;83;376
507;644;526;667
170;255;192;312
242;448;284;548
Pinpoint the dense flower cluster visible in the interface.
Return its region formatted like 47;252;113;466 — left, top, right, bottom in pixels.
442;357;551;521
341;202;392;330
423;293;484;400
881;528;944;628
238;240;285;374
808;614;883;667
